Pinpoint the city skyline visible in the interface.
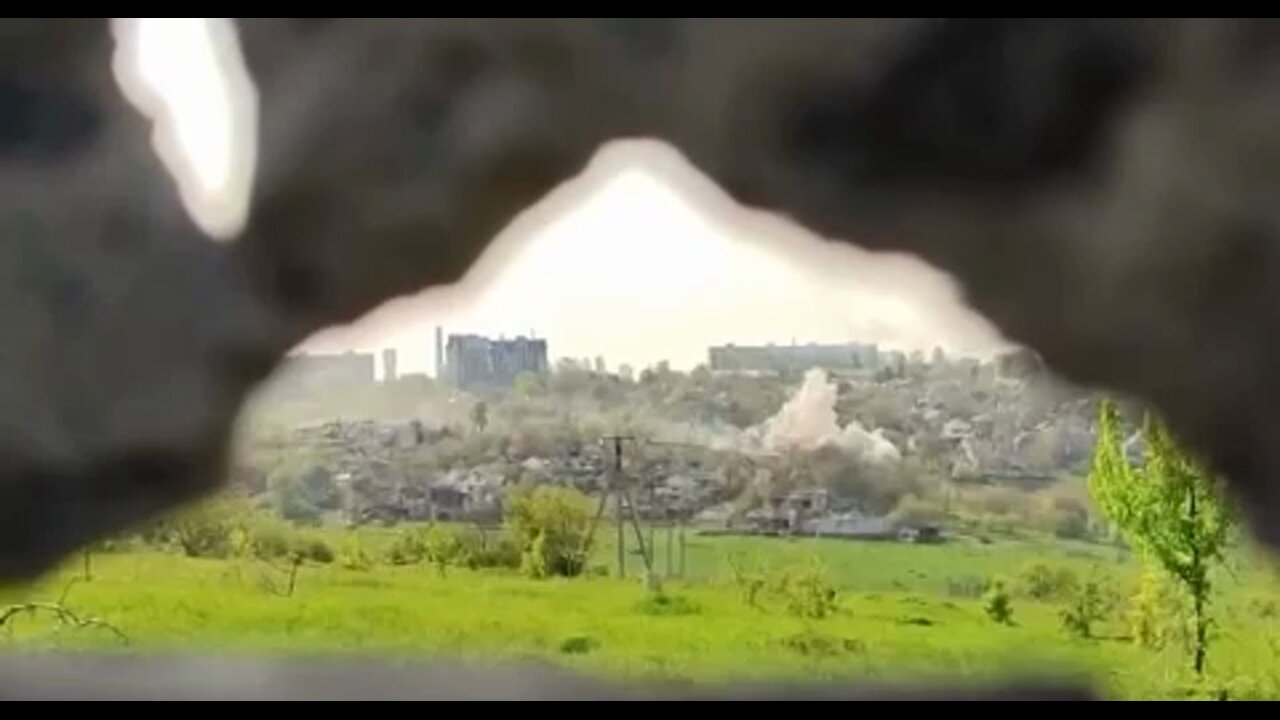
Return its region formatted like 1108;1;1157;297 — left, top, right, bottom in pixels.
124;20;1015;377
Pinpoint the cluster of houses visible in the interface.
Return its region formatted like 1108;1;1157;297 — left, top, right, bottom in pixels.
730;488;941;543
263;419;942;544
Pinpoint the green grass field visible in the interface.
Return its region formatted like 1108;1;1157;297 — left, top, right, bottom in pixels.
3;530;1279;699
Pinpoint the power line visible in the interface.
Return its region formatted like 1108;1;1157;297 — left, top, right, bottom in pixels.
582;436;653;579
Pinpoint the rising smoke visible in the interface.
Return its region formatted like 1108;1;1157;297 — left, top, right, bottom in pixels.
720;368;901;463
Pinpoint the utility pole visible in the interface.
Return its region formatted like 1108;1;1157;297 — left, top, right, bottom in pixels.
593;435;654;579
615;443;625;577
665;506;674;578
647;477;657;567
607;435;629;578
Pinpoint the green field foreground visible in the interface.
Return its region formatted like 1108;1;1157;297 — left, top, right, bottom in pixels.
3;532;1279;700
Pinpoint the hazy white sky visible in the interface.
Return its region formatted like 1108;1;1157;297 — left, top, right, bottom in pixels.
121;18;1012;375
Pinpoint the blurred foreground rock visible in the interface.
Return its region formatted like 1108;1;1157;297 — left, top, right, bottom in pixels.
0;655;1093;701
1;18;1279;699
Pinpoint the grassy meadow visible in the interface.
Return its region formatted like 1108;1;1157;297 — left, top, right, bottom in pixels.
3;526;1279;700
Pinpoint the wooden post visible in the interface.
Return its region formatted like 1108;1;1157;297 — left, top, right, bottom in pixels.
616;493;625;578
647;481;656;565
665;519;674;578
678;520;687;578
621;486;653;573
579;490;610;562
602;434;635;579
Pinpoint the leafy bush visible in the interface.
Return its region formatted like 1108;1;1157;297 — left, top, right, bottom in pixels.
1020;563;1079;601
983;577;1015;625
268;458;340;526
726;553;838;619
464;532;522;571
1060;578;1114;638
337;536;374;571
778;557;838;620
233;513;334;565
152;496;252;559
422;525;466;577
385;528;430;566
242;518;293;560
505;485;593;579
295;537;335;564
385;525;522;572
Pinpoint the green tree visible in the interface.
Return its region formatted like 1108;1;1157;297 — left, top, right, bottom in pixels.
983;577;1014;625
505;485;592;579
1087;399;1234;674
267;459;338;525
1059;577;1114;639
423;525;466;577
471;401;489;434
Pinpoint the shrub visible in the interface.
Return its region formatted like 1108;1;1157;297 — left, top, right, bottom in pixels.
385;528;429;566
422;525;466;577
505;485;593;579
337;536;373;571
726;554;838;618
465;532;522;571
268;458;339;525
295;537;335;564
1060;578;1113;638
778;557;838;620
244;520;293;560
983;577;1015;625
1020;563;1079;601
236;512;334;565
158;496;251;559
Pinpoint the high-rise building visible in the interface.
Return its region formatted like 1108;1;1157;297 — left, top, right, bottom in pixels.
442;333;549;389
434;326;444;379
382;348;398;383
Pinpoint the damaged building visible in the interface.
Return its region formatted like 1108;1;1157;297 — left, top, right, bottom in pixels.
438;328;549;390
732;488;939;542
